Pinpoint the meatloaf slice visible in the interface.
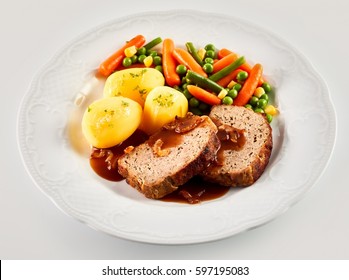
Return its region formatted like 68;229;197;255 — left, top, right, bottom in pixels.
118;113;220;199
201;105;272;187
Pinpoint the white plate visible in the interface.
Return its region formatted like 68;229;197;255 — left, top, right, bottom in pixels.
17;10;336;244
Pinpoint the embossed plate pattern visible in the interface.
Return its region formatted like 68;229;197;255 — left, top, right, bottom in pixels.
17;10;336;244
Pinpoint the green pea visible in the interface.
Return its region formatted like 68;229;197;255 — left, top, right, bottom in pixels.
205;50;215;59
130;55;138;64
227;89;238;99
236;71;248;81
222;96;233;105
204;57;214;64
254;108;264;114
137;47;146;55
181;76;188;85
182;83;188;90
198;102;209;111
245;104;253;110
232;83;242;92
122;57;132;67
266;113;273;123
154;65;163;73
153;56;162;65
138;54;146;63
184;77;191;84
260;93;269;101
190;107;203;116
262;82;272;93
189;97;200;108
249;96;259;106
182;89;192;99
176;64;187;75
205;44;215;51
147;50;158;57
203;63;213;74
257;99;268;109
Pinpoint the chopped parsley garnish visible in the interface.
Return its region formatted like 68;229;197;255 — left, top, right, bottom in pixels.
121;100;129;107
129;69;147;78
153;94;174;107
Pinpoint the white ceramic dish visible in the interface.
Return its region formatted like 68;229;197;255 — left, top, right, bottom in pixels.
17;10;336;244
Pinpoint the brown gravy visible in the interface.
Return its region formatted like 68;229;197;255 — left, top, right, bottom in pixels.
216;125;246;165
90;130;148;181
161;176;230;204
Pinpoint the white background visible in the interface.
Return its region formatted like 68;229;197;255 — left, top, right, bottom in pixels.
1;0;348;259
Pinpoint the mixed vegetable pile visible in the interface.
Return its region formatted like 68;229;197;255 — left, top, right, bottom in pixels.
81;34;278;149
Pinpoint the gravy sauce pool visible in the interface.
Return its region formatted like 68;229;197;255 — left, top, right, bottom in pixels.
161;176;230;204
90;130;148;181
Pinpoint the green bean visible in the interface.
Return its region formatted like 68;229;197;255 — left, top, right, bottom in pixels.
185;42;204;66
208;56;246;82
143;37;162;50
186;70;224;94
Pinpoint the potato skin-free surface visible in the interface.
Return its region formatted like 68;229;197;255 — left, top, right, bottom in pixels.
82;96;142;148
141;86;188;135
103;68;165;107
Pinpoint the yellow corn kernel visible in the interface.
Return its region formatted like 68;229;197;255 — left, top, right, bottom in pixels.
197;48;206;60
264;104;278;116
227;80;237;89
254;86;265;98
124;46;137;58
217;89;228;99
143;56;153;67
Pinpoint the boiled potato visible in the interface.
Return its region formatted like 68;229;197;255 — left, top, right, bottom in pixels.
141;86;188;135
103;68;165;107
81;96;142;148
